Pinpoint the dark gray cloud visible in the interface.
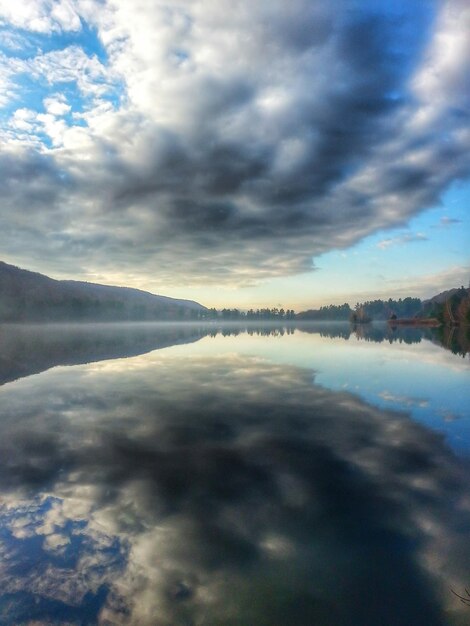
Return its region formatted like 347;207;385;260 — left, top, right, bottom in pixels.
0;0;468;284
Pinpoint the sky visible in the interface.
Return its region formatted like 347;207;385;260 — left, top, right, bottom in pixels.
0;0;469;310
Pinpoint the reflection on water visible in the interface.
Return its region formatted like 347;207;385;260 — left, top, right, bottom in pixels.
0;323;208;386
0;323;469;625
0;321;468;388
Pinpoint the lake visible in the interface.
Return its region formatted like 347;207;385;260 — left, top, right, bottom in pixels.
0;322;469;626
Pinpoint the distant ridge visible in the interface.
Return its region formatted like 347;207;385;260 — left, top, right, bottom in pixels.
421;285;470;326
422;286;469;305
0;261;207;322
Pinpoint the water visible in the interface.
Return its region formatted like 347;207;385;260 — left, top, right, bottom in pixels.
0;322;469;626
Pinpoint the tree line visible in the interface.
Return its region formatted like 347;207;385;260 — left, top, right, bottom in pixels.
200;308;296;320
296;298;422;321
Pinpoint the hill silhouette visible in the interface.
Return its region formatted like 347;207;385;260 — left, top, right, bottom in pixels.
0;261;206;322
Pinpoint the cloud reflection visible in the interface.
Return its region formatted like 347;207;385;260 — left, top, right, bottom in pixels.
0;351;469;625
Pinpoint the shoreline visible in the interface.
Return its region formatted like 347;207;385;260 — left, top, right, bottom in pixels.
388;318;441;327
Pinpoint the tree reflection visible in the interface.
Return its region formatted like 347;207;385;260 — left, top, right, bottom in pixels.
0;321;467;388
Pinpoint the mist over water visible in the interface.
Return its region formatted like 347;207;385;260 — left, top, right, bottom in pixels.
0;323;469;625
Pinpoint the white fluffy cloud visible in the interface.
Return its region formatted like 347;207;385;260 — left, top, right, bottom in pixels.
377;232;428;250
0;0;81;33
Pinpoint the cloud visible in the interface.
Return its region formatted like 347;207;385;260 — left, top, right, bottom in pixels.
0;0;469;285
384;264;470;298
0;0;82;33
337;263;470;304
379;390;429;408
43;94;71;116
376;231;428;249
436;215;463;228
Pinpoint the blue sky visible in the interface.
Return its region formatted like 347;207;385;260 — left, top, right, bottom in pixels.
308;181;470;306
0;0;468;308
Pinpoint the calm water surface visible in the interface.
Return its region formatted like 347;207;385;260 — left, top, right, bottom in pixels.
0;322;469;626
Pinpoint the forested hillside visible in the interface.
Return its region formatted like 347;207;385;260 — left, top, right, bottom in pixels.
421;287;470;325
0;261;206;322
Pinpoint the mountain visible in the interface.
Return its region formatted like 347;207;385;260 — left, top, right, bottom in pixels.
421;286;470;325
422;287;468;305
0;261;207;322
